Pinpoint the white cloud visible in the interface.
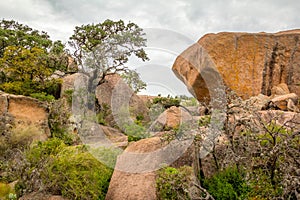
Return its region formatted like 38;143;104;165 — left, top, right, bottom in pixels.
1;0;299;96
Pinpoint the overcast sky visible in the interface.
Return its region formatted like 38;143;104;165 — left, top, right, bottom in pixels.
1;0;299;96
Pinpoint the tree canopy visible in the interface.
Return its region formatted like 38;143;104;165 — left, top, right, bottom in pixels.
0;19;74;98
0;19;52;56
69;19;148;88
121;69;146;93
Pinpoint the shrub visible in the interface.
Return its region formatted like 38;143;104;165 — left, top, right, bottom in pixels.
0;183;12;199
30;92;55;102
48;100;78;145
14;138;66;197
63;89;74;105
96;103;111;126
152;96;180;109
203;166;250;200
88;146;122;169
247;169;283;199
0;124;42;156
124;123;149;142
25;138;65;165
156;166;193;200
180;97;198;107
198;115;211;127
43;145;112;200
16;139;113;200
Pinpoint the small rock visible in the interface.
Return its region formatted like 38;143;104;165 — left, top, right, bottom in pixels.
287;99;299;112
271;93;299;111
198;106;209;116
149;106;193;131
246;94;270;110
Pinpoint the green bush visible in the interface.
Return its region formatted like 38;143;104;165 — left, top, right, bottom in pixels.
48;100;78;145
88;146;122;169
124;123;149;142
43;145;112;200
17;139;113;200
30;92;55;102
0;182;12;199
203;166;249;200
96;112;107;125
0;124;42;157
63;89;74;105
25;138;65;165
198;115;211;127
0;79;61;99
247;169;283;199
152;96;180;109
156;166;193;200
180;97;198;107
96;103;111;126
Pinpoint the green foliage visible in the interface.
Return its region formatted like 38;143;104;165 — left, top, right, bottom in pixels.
14;138;66;197
0;19;74;97
96;112;107;125
69;19;148;87
135;114;144;123
0;124;42;156
96;103;111;126
198;115;211;127
16;139;113;200
48;100;78;145
30;92;55;102
0;45;63;97
0;182;16;200
43;145;112;200
124;115;149;141
245;122;297;199
156;166;193;200
88;146;122;169
247;169;283;199
203;166;249;200
124;123;149;142
0;183;11;199
121;69;146;93
0;19;52;57
179;96;198;107
63;89;74;105
152;96;181;109
25;138;65;165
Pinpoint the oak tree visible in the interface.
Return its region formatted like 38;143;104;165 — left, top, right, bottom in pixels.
69;19;148;92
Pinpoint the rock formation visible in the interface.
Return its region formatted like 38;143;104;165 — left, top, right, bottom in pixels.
0;91;50;137
105;136;197;200
100;125;128;149
105;137;162;200
96;74;150;127
172;30;300;101
149;106;193;131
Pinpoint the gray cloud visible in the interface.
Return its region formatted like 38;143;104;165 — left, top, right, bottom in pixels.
2;0;299;41
1;0;299;96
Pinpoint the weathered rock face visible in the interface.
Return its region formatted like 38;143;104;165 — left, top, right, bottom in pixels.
105;137;161;200
106;136;196;200
271;83;290;96
61;73;150;127
149;106;193;131
60;73;82;95
0;91;50;137
96;74;150;127
100;125;128;149
173;30;300;101
270;93;299;111
258;110;300;131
